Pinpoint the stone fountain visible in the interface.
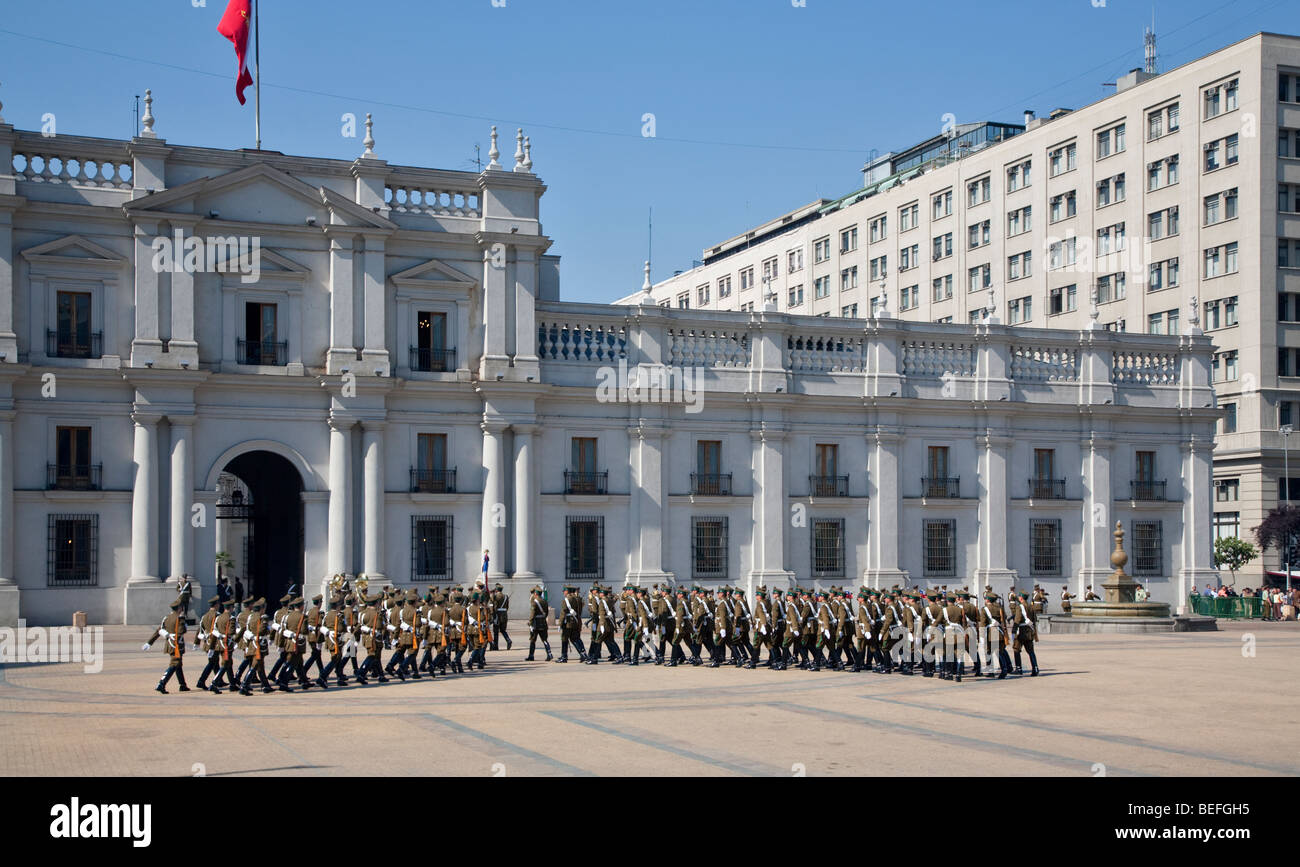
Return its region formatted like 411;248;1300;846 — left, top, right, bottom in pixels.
1052;521;1214;632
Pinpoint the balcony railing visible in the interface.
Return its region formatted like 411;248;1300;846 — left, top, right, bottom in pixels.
237;338;288;366
1130;479;1167;501
809;474;849;497
46;330;102;359
410;468;457;493
47;463;102;491
1028;478;1066;499
922;476;960;498
691;473;733;496
409;346;457;372
564;471;608;495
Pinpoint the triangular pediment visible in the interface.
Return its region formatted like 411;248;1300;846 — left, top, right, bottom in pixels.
123;162;396;231
391;258;478;288
21;234;129;264
207;245;312;280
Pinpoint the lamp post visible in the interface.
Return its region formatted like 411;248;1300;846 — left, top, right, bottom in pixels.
1284;424;1294;593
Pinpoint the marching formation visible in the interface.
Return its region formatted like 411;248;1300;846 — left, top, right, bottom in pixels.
142;580;1042;694
144;581;518;695
569;583;1040;681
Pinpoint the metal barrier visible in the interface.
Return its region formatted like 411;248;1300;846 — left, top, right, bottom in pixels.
1186;596;1264;619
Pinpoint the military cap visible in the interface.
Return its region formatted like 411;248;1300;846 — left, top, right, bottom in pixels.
207;595;221;605
279;594;293;604
311;594;323;604
169;599;182;610
494;583;503;591
530;585;543;595
405;588;419;601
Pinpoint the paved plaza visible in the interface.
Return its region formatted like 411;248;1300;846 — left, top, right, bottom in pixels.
1;622;1295;777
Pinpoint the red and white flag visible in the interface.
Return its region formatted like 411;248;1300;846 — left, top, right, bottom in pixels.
217;0;255;105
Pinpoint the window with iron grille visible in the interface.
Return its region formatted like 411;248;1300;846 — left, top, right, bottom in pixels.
691;516;728;579
1030;519;1061;575
48;514;98;587
924;520;956;576
411;515;453;581
566;516;604;581
1132;521;1163;575
811;519;846;577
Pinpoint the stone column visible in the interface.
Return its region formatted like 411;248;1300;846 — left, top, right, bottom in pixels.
360;235;389;375
0;410;17;626
361;421;387;582
512;423;539;581
326;232;355;374
130;413;161;582
512;248;540;381
327;417;353;578
480;419;509;582
748;423;793;597
479;244;510;379
1178;435;1218;614
168;246;199;368
1079;434;1114;595
0;204;18;362
130;222;163;365
627;422;672;584
865;426;908;588
975;430;1017;597
168;416;194;582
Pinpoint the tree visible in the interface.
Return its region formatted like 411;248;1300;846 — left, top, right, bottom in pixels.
1253;505;1300;559
215;551;234;582
1212;536;1258;586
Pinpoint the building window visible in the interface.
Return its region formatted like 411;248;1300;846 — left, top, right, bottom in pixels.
566;516;604;580
740;266;755;291
932;233;953;261
1049;191;1077;223
1006;159;1032;192
717;275;732;297
1147;155;1179;191
841;303;858;318
676;292;690;309
52;290;100;359
787;285;804;307
1096;173;1125;207
899;203;919;232
413;433;454;492
1204;133;1239;172
762;257;779;283
241;301;285;366
814;275;830;298
1049;143;1076;177
869;214;888;243
967;176;991;205
840;266;858;291
931;189;952;219
1008;295;1032;324
1007;206;1031;237
697;283;710;306
1216;478;1240;502
413;310;451;372
870;256;888;281
1007;251;1032;281
1096;123;1125;159
900;284;919;311
1096;272;1127;304
923;520;956;577
691;516;728;578
53;425;97;491
786;250;803;274
1148;206;1179;239
1148;103;1179;140
1048;237;1077;270
968;220;990;249
1214;512;1241;540
1030;519;1062;576
48;514;98;587
932;274;953;302
1149;258;1179;291
1222;402;1237;434
1204;242;1239;278
811;518;846;578
1049;284;1077;315
900;244;919;271
812;239;830;265
839;226;858;254
411;515;453;580
1131;521;1163;576
968;263;991;293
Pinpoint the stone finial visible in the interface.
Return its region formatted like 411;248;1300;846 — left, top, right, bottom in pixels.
523;136;533;172
643;261;652;293
514;128;525;170
1188;293;1200;328
141;89;156;138
362;113;376;157
488;126;502;169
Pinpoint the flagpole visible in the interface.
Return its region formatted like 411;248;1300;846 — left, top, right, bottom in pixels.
253;0;261;150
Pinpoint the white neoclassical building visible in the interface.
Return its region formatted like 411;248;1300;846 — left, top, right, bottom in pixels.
0;96;1219;626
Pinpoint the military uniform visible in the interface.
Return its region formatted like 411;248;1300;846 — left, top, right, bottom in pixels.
977;592;1013;679
752;587;774;668
1010;593;1040;675
466;591;492;670
556;586;587;662
1060;588;1076;613
709;590;731;667
668;589;694;666
143;600;189;693
303;594;327;680
959;591;982;676
526;587;553;661
491;584;513;651
267;594;293;683
211;600;239;691
277;598;316;691
358;594;389;683
445;590;468;673
939;593;968;681
782;590;804;669
238;599;275;695
769;589;787;669
193;596;226;693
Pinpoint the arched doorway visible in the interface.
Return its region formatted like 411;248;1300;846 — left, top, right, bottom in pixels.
218;451;305;602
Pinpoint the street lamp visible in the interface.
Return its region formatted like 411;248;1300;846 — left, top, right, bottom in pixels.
1282;425;1294;595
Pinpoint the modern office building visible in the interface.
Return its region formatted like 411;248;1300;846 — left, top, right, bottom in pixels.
622;32;1300;585
0;91;1218;627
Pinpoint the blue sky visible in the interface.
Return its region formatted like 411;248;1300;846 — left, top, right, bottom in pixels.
1;0;1294;301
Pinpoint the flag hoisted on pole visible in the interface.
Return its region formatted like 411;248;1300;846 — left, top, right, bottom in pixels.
217;0;260;149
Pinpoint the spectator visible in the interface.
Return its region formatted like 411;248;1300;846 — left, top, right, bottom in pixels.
1135;583;1148;602
234;577;244;605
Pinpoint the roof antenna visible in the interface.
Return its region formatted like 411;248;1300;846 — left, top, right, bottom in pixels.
1144;9;1158;74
